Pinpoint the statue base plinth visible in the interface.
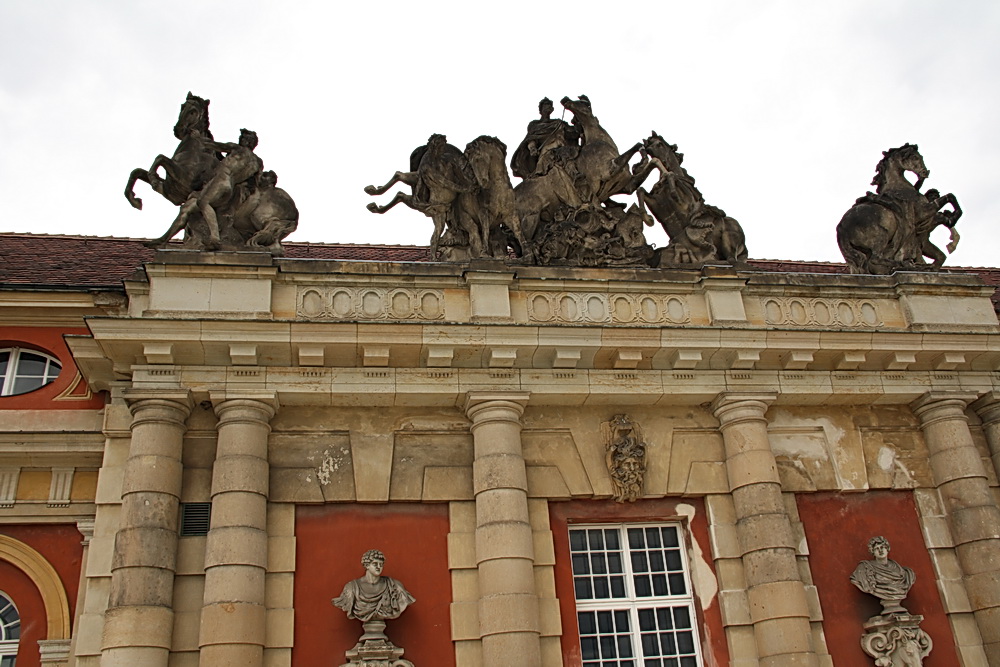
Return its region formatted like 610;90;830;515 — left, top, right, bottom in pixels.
339;620;414;667
861;613;932;666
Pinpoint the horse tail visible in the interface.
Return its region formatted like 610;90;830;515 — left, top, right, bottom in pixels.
836;219;870;274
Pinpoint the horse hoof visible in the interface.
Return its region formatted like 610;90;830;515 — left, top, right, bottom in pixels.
366;203;381;213
364;185;378;195
129;197;143;211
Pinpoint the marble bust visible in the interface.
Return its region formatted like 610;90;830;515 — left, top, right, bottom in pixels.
333;549;416;622
850;536;916;615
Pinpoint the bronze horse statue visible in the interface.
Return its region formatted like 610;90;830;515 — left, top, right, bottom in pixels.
637;133;747;266
837;144;961;274
124;92;221;210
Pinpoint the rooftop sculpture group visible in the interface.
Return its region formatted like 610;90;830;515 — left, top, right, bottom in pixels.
366;96;748;269
126;95;967;274
837;144;961;274
126;93;298;254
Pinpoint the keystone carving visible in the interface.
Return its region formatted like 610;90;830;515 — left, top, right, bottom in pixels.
603;414;648;502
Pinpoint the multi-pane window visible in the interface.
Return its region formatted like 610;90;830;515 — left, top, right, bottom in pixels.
0;347;62;396
570;523;702;667
0;592;19;665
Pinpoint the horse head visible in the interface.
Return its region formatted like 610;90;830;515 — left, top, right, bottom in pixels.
872;143;928;191
173;92;212;141
465;136;507;188
560;95;593;120
643;132;683;172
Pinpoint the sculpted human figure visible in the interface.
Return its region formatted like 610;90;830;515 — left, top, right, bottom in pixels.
232;170;299;255
511;97;579;180
851;536;916;615
333;549;415;622
150;128;264;249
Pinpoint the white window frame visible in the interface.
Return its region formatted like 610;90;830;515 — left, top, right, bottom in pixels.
0;591;20;663
569;522;703;667
0;347;62;397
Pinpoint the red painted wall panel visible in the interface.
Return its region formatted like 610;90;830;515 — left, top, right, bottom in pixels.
293;504;454;666
550;498;730;667
0;524;84;667
797;491;959;665
0;327;105;410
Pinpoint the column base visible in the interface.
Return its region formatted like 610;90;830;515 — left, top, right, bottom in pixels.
339;620;414;667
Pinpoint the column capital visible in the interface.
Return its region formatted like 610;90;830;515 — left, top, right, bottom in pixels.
464;392;530;422
971;391;1000;424
910;391;978;424
711;392;777;427
122;390;193;426
209;391;278;422
76;519;95;546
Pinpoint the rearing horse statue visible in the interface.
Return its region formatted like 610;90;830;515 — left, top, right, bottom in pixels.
836;144;961;274
124;92;221;211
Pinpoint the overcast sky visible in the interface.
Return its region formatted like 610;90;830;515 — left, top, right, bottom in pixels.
2;1;998;266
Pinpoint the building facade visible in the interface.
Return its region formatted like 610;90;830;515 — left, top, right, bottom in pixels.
2;233;1000;666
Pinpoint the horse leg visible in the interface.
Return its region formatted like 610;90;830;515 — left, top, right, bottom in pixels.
365;171;415;196
366;191;421;214
125;169;150;210
145;198;198;248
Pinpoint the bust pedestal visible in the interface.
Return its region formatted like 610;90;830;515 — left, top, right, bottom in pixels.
860;613;932;666
339;620;414;667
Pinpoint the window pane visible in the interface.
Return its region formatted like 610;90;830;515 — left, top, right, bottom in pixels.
575;577;593;600
12;376;44;395
610;576;626;598
594;577;610;598
627;528;644;549
573;553;591;574
605;529;620;549
589;530;605;550
570;530;587;551
15;353;47;376
0;351;9;374
668;573;687;595
662;527;679;548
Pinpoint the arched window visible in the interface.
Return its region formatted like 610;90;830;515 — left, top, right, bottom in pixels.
0;348;62;397
0;592;19;665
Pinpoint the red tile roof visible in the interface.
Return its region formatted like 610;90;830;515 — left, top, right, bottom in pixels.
2;233;997;312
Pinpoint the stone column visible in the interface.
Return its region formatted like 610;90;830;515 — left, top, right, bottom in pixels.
711;393;818;667
913;393;1000;664
198;392;277;667
102;391;191;667
971;391;1000;484
464;392;541;667
66;520;93;666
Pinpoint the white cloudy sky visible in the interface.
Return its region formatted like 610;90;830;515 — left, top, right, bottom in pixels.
1;1;998;266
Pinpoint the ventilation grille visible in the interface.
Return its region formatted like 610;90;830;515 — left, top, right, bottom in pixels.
180;502;211;537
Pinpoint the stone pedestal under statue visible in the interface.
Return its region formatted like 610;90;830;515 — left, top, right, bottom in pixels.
333;549;416;667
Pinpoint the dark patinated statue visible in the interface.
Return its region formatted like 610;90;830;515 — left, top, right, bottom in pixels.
837;144;961;274
128;94;298;254
364;95;747;269
637;132;747;268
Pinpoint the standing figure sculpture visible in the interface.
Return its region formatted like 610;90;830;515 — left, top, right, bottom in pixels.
837;144;961;274
850;536;932;666
510;97;579;180
333;549;415;667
